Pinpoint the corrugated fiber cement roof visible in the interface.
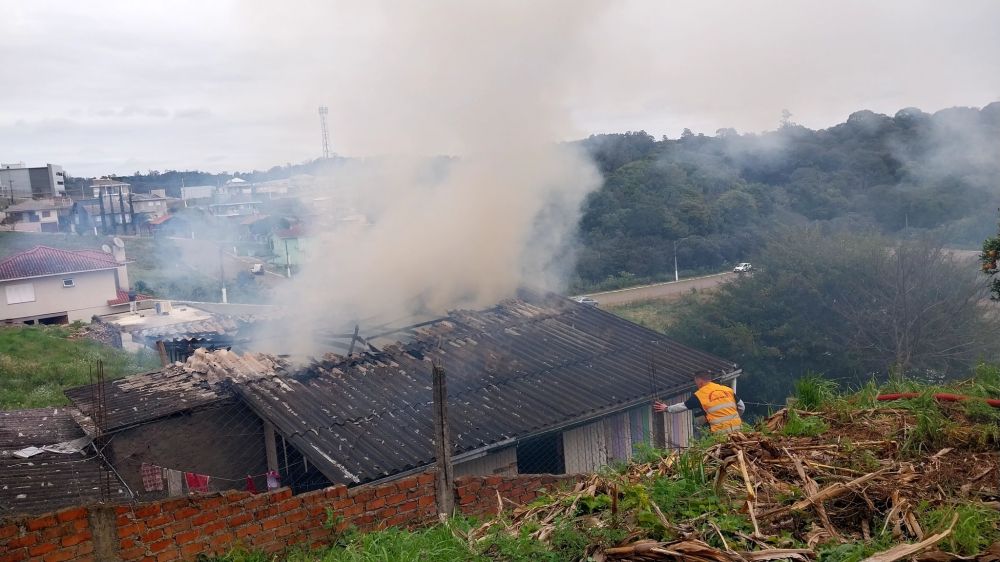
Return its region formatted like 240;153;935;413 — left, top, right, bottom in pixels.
237;291;738;485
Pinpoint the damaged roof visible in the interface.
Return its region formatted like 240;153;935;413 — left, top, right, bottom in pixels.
65;350;286;432
0;408;129;516
236;292;738;486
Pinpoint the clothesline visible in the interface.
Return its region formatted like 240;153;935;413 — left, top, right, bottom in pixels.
122;456;308;483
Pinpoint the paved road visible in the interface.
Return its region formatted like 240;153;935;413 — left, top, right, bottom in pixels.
579;272;735;306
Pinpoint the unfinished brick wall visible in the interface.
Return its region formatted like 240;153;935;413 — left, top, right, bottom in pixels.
456;474;581;517
0;470;577;562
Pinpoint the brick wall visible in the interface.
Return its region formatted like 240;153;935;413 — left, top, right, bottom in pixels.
455;474;581;517
0;470;578;562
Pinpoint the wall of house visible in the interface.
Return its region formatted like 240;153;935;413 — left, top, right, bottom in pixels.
0;269;118;323
453;447;517;478
0;469;579;562
107;402;268;503
562;401;692;474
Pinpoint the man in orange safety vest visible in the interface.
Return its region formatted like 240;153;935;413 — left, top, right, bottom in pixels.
653;371;745;435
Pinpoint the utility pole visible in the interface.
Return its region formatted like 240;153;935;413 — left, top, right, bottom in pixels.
219;246;228;304
431;362;454;520
673;240;679;282
284;238;292;279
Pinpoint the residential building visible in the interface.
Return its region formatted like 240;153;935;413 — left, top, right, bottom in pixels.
0;162;66;201
1;197;73;232
179;185;215;205
0;245;132;324
130;192;173;219
208;197;262;218
270;224;306;272
62;293;739;507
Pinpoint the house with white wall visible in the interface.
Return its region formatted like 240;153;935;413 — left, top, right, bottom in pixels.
0;245;134;324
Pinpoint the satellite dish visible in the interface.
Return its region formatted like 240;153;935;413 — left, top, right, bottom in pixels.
101;244;112;254
113;237;125;248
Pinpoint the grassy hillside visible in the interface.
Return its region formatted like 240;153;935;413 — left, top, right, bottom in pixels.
0;324;159;409
202;369;1000;561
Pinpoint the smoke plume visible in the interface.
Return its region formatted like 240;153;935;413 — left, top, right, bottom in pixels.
266;2;604;357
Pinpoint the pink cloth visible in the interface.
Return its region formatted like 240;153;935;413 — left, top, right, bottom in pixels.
184;472;210;493
141;463;163;492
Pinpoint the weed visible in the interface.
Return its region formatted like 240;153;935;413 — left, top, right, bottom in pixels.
794;374;839;411
921;504;1000;556
781;410;828;437
897;392;952;455
0;325;160;409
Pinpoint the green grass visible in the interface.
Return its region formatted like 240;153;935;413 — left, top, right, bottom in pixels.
605;294;710;334
0;324;159;409
793;373;839;411
781;409;829;437
203;520;484;562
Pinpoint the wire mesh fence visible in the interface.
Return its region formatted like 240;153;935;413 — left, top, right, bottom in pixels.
3;344;739;520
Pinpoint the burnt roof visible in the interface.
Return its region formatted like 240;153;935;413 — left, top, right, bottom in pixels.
0;408;130;516
0;407;84;449
64;351;287;432
0;453;130;516
237;292;738;485
65;367;229;433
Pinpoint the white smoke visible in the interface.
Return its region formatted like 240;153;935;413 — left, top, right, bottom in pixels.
264;1;604;357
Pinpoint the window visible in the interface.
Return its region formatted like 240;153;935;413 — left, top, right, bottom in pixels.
29;213;40;222
42;211;51;218
62;278;75;288
5;283;36;304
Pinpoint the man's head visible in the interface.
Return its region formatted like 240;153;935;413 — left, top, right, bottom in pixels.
693;371;712;388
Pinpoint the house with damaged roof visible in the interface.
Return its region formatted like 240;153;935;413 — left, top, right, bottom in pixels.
8;293;739;516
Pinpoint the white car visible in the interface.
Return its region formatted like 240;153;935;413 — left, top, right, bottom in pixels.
572;296;599;306
733;263;753;273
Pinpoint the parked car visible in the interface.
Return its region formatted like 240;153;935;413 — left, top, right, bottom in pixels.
733;263;753;273
250;263;265;275
572;296;599;306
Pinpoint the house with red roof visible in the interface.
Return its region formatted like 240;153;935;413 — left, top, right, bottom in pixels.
0;245;144;324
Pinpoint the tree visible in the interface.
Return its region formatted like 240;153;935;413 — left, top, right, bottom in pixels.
668;229;998;406
982;212;1000;300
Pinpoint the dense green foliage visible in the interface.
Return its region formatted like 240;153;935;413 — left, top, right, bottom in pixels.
574;104;1000;288
652;229;998;408
0;325;159;408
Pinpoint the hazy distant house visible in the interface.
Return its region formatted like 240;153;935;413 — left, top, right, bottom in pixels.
208;198;262;218
270;224;307;270
0;162;66;200
179;184;215;205
0;245;131;324
1;198;73;232
72;178;136;233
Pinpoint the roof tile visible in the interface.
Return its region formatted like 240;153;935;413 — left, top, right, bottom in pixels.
0;246;119;281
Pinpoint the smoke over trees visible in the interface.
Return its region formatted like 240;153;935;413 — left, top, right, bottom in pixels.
667;229;998;407
574;103;1000;289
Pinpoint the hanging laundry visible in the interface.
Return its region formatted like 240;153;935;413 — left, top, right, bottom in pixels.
141;463;163;492
184;472;210;493
165;469;184;497
266;470;281;491
245;475;257;494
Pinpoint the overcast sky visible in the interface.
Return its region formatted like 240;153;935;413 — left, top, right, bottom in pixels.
1;0;998;177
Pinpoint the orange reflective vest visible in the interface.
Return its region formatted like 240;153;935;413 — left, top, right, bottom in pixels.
694;382;742;434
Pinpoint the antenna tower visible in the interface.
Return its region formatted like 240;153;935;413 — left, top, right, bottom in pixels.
318;106;331;159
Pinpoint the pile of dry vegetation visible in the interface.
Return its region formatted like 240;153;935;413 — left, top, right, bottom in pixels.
462;373;1000;562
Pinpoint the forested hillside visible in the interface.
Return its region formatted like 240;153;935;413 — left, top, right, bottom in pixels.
574;103;1000;288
